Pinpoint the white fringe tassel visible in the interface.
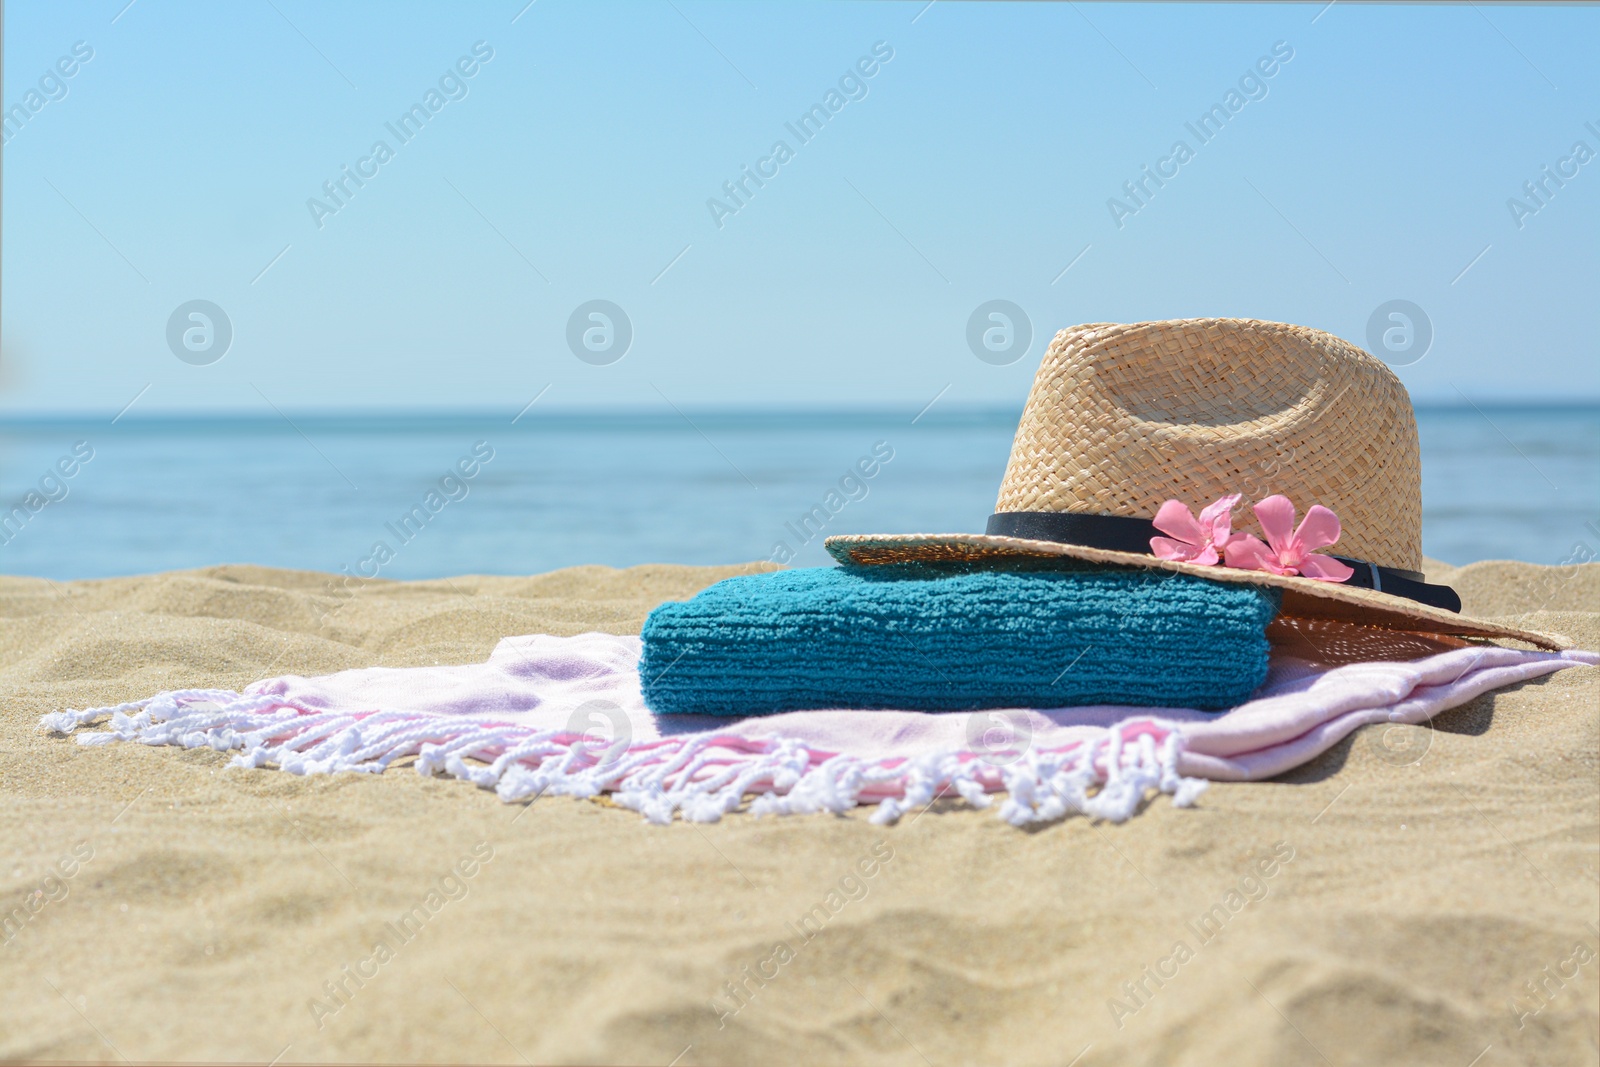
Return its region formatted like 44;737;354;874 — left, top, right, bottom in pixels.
40;693;1207;827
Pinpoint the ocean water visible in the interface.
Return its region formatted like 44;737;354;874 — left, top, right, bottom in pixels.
0;406;1595;581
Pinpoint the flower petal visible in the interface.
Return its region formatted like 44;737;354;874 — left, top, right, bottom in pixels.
1224;534;1284;573
1252;495;1298;553
1149;535;1198;561
1293;505;1343;553
1198;493;1242;544
1151;499;1204;545
1298;553;1355;582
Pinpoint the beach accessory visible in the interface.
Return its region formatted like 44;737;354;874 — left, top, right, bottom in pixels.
41;631;1596;827
826;318;1568;649
639;564;1280;714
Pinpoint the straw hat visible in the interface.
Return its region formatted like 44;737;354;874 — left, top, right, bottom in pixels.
826;318;1567;650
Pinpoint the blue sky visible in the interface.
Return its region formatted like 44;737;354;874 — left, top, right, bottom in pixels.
3;0;1596;415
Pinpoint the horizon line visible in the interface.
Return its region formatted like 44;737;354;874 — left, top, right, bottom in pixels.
1;398;1597;425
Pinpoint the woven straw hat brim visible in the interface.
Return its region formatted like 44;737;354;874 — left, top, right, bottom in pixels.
823;532;1570;651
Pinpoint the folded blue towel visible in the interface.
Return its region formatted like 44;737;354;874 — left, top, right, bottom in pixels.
639;564;1279;715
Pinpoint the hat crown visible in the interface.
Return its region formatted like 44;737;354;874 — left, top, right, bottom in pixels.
994;318;1422;571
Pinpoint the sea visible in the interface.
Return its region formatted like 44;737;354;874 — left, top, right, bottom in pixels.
0;406;1595;581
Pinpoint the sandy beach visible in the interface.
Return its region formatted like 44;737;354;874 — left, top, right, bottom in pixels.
1;558;1595;1066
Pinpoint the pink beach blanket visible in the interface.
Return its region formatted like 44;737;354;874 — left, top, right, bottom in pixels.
41;633;1596;826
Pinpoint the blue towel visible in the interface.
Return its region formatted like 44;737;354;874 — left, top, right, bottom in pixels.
639;564;1279;715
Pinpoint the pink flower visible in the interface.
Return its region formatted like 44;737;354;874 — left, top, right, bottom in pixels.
1150;493;1242;565
1223;495;1355;582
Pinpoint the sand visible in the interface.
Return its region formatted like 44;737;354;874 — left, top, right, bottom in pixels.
1;559;1595;1065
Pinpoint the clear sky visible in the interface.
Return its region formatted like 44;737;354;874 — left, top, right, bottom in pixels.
3;1;1596;415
